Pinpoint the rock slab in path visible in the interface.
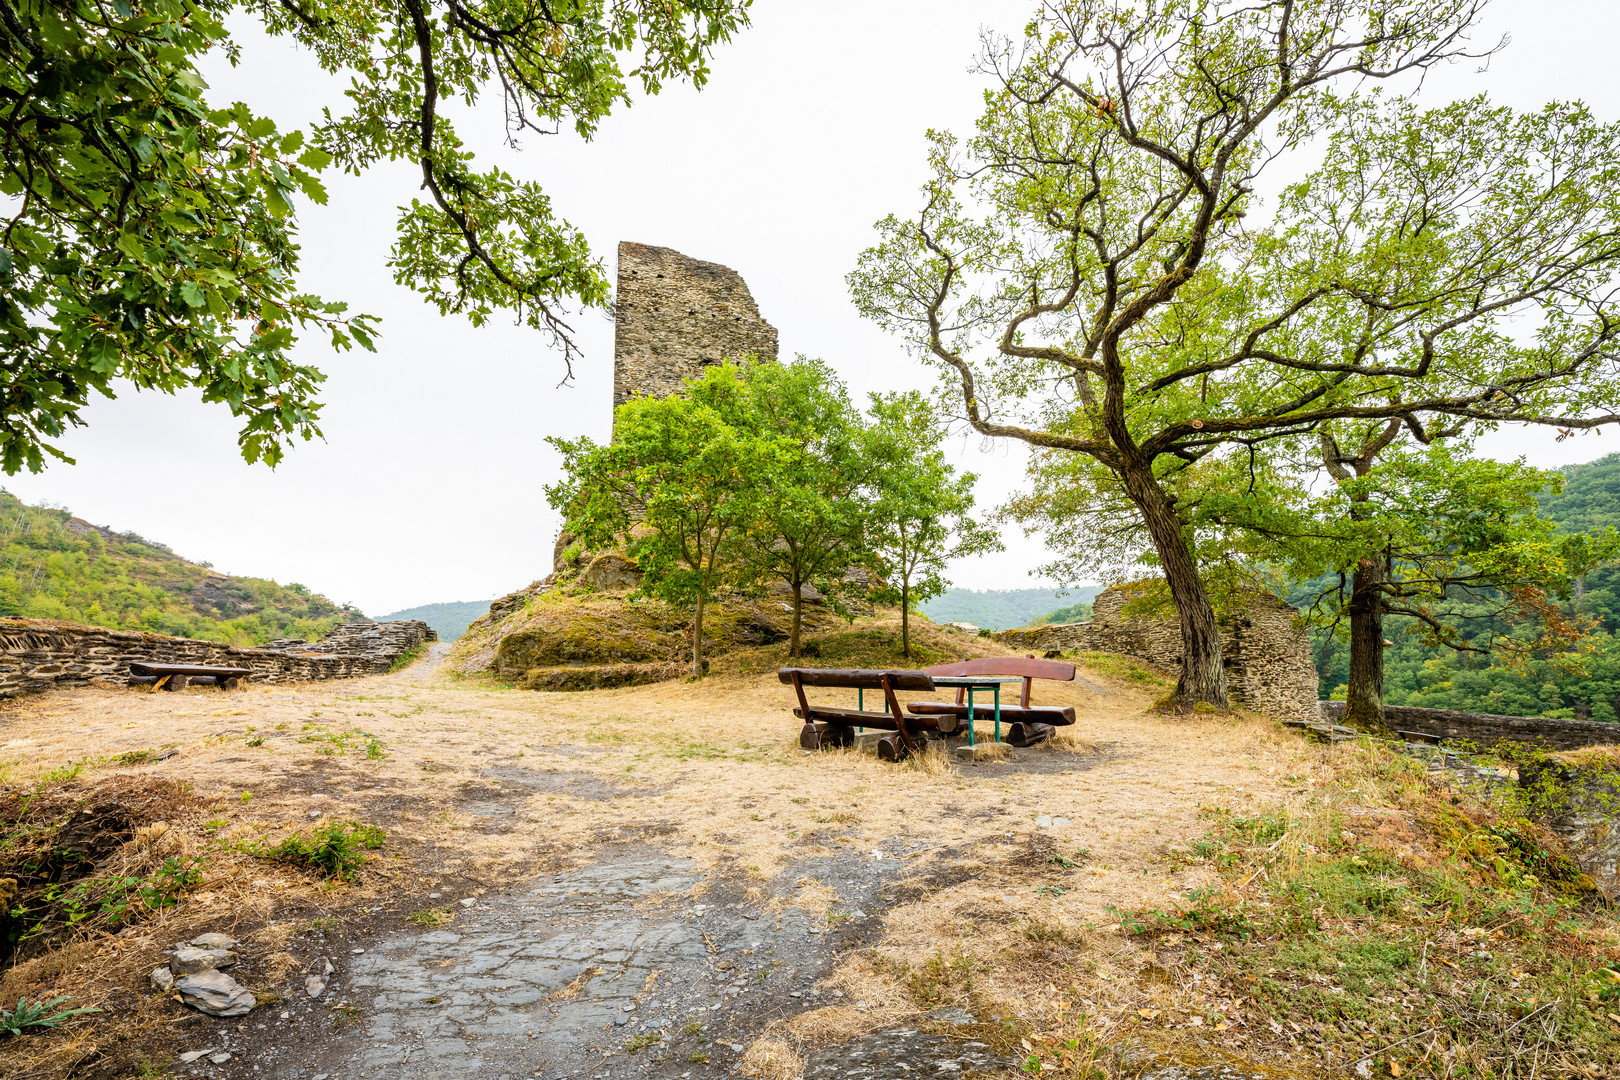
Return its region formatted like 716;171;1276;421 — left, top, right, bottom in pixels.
803;1018;1015;1079
174;970;256;1017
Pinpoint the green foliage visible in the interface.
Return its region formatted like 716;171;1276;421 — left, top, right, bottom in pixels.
548;361;772;677
0;996;100;1038
0;0;750;471
863;391;1002;656
388;644;427;672
0;492;359;643
850;2;1620;706
247;821;384;882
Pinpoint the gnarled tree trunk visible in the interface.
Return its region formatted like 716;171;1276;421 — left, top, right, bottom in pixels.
1120;463;1227;709
1342;556;1390;734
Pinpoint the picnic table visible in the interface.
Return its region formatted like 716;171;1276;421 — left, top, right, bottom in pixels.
128;662;251;692
780;655;1083;761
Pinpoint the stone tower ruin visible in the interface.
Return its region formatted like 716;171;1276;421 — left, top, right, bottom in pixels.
612;241;779;409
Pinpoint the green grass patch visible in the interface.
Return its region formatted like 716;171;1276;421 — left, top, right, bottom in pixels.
245;821;385;882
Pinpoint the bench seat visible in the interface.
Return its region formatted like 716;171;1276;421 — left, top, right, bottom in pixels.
129;661;251;691
905;701;1076;728
779;667;937;760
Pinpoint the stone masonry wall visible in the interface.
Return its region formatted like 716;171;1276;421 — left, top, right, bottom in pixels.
995;585;1320;723
0;618;436;698
1319;701;1620;751
613;241;779;409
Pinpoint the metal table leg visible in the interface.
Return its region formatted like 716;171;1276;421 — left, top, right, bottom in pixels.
967;686;976;747
994;685;1001;744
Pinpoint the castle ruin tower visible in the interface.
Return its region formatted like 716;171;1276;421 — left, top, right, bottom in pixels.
612;241;779;410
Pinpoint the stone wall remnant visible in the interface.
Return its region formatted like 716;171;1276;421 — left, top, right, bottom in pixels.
0;618;436;698
613;241;779;410
1320;701;1620;752
994;584;1320;723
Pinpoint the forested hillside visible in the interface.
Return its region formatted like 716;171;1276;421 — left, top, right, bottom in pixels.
918;586;1100;631
376;600;489;642
0;493;362;645
1307;452;1620;720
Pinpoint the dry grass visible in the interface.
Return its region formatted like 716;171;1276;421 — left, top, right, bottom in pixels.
739;1035;805;1079
7;620;1596;1078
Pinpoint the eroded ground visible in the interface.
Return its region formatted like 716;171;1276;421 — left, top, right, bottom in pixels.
2;638;1609;1080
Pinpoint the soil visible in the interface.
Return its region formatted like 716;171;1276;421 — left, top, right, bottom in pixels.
0;638;1330;1080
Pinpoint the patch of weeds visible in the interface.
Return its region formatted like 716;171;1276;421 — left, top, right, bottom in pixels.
625;1031;662;1053
406;907;454;928
246;735;265;747
1033;884;1066;898
240;791;253;804
688;1052;710;1063
365;736;387;760
245;821;385;882
682;1021;703;1037
116;749;157;765
32;856;202;936
329;1003;362;1028
38;761;83;784
389;643;427;672
1112;885;1252;939
871;949;977;1008
0;995;100;1035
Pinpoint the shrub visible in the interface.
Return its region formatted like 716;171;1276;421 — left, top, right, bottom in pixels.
248;821;385;881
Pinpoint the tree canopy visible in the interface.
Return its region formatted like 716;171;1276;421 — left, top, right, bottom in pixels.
850;0;1620;709
0;0;750;472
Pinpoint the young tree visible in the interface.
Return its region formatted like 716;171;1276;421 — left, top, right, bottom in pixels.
721;359;868;658
863;392;1002;658
850;1;1620;709
0;0;750;472
1305;430;1618;731
546;380;761;679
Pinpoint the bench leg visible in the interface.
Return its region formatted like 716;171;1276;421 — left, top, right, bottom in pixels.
800;723;824;750
823;723;854;749
876;733;909;762
222;676;244;691
1006;722;1056;748
162;674;190;692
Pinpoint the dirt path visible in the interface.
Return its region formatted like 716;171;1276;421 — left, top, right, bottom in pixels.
0;649;1326;1079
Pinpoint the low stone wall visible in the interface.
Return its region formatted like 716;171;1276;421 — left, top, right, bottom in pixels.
0;618;437;698
995;586;1320;723
1319;701;1620;751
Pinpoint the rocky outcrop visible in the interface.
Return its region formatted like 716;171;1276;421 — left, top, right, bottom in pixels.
613;241;779;410
0;617;436;698
995;585;1320;722
1520;753;1620;896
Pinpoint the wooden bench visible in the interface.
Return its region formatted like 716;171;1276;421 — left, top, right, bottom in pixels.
778;668;941;761
129;662;252;692
907;656;1078;747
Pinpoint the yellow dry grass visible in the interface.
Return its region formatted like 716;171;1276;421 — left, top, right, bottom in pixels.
0;629;1344;1076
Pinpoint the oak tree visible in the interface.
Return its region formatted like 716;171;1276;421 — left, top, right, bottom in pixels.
851;0;1620;708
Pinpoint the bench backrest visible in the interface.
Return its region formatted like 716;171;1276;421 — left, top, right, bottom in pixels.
923;655;1075;709
777;668;936;692
923;657;1076;682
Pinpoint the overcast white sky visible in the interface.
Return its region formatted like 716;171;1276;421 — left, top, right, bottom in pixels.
4;0;1618;616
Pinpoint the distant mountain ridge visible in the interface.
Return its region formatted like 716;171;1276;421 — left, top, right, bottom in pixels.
376;600;491;642
0;491;360;645
918;586;1101;631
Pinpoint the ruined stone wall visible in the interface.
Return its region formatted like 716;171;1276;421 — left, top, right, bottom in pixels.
613;241;779;409
1319;701;1620;751
995;585;1320;723
0;618;436;698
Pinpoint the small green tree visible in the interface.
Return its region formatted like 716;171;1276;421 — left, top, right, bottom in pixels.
722;359;868;658
863;392;1002;658
546;373;762;678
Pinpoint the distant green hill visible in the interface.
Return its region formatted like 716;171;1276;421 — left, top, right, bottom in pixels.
376;600;491;642
0;491;361;645
918;586;1100;631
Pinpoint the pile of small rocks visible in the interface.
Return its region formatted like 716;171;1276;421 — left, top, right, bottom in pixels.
151;932;255;1018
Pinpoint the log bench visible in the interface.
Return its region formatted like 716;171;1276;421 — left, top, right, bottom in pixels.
129;662;252;692
907;656;1078;747
778;668;940;762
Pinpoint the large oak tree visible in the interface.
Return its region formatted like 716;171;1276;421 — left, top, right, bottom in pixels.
850;0;1620;709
